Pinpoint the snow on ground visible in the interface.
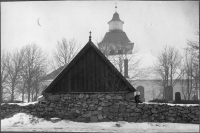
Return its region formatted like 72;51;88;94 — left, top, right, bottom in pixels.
1;101;38;106
143;102;199;106
2;101;199;107
1;113;199;132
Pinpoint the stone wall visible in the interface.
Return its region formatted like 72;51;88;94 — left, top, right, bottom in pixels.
1;93;199;124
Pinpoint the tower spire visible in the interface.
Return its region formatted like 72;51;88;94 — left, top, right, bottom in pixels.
115;0;117;12
89;31;92;42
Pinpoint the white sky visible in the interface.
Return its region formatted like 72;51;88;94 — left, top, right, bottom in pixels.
1;1;199;67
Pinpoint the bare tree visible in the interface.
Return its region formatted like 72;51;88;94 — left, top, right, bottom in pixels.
4;49;25;101
99;44;146;82
1;50;9;101
31;65;46;101
153;45;182;99
180;32;199;100
51;38;80;70
180;39;199;100
21;44;47;102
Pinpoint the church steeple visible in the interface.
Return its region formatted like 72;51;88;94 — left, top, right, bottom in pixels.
115;0;117;12
98;1;134;56
108;1;124;31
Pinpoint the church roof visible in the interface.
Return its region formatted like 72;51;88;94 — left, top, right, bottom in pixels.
98;30;132;44
42;38;136;94
42;66;65;81
108;12;123;23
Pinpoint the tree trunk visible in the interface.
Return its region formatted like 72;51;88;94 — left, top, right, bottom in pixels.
170;64;173;86
11;81;15;102
163;86;165;100
35;85;38;101
31;89;34;102
1;84;3;102
27;82;31;102
22;91;24;102
22;82;25;102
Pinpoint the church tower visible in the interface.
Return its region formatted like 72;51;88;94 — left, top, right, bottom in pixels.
98;3;134;55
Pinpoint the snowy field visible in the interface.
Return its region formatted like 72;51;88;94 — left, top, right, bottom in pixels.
1;113;199;132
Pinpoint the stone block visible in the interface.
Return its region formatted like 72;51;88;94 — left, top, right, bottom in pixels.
105;95;112;99
99;118;109;122
119;108;126;113
48;95;60;102
90;94;98;99
125;92;135;101
131;113;141;117
97;94;104;98
101;102;112;107
113;95;123;100
82;111;92;118
50;118;61;123
151;109;158;114
102;107;109;113
137;119;143;122
97;106;103;110
168;117;175;122
92;99;99;104
97;114;103;120
133;108;142;113
118;101;125;105
82;102;88;109
75;117;86;122
99;97;105;101
90;106;97;111
138;104;144;108
142;114;148;119
127;117;138;122
118;117;123;121
126;109;132;112
92;110;102;115
111;105;119;109
90;116;98;122
109;108;118;113
119;104;126;109
77;94;84;99
122;112;129;117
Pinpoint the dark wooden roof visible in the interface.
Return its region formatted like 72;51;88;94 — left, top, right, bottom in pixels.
42;66;65;81
98;30;133;45
108;12;124;23
42;39;136;94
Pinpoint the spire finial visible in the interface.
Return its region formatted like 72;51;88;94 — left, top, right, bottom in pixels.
115;0;117;12
89;31;92;41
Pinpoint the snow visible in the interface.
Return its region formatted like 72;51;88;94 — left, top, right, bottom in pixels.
1;101;38;106
1;113;199;132
143;102;199;106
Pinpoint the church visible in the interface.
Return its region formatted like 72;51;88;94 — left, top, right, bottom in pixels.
40;4;199;102
98;4;134;55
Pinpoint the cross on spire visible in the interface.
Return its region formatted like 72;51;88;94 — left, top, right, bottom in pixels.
89;31;92;42
115;0;117;12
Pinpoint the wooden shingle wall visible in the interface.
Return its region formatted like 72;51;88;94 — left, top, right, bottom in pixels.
48;47;129;93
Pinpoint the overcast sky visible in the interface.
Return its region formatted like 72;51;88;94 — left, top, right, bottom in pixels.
1;1;199;67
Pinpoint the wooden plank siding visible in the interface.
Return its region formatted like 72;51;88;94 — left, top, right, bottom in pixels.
43;40;135;94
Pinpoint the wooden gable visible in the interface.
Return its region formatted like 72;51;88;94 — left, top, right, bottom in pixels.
43;40;136;94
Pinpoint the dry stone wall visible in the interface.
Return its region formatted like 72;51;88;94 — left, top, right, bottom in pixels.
1;93;199;124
